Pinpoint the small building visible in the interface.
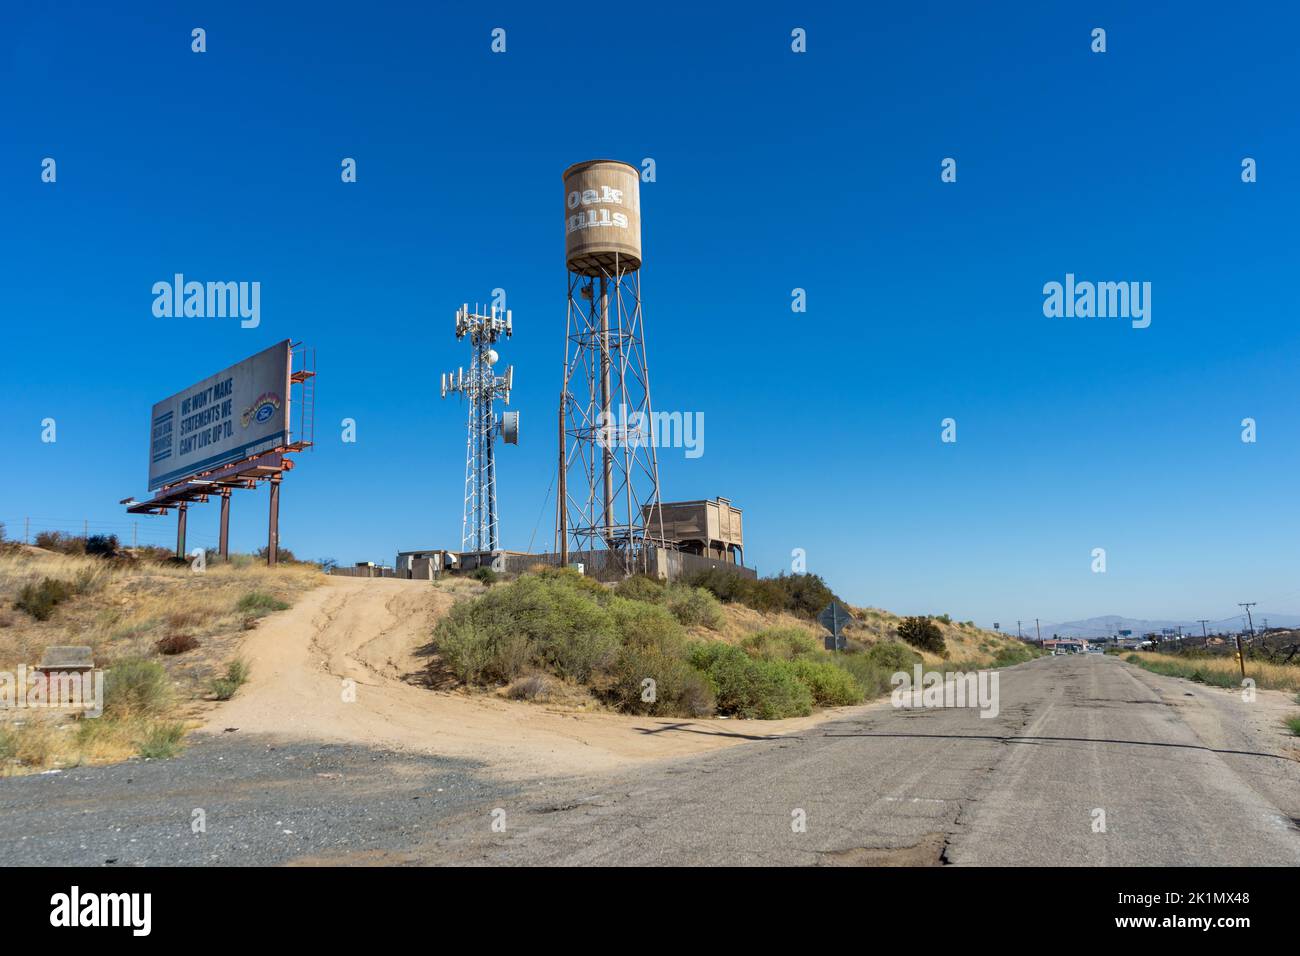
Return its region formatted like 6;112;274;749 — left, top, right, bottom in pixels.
395;549;458;578
643;497;744;564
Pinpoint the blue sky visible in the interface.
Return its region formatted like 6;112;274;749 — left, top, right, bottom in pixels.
2;1;1298;626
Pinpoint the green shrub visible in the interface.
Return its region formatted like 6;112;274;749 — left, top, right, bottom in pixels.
209;658;250;701
434;573;620;684
687;643;812;719
684;569;836;620
990;643;1036;667
235;592;290;617
604;644;715;717
1285;715;1300;736
832;654;896;698
741;627;819;660
137;720;187;758
470;567;500;586
14;578;74;620
865;640;922;672
789;658;863;707
613;574;666;603
105;658;172;718
664;585;724;629
897;616;947;655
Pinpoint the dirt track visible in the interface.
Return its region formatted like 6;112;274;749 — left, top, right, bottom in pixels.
201;577;846;778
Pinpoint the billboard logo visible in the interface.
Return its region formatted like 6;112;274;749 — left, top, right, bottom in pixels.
242;393;281;428
152;274;261;329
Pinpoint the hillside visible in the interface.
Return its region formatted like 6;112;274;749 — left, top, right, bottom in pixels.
0;547;320;774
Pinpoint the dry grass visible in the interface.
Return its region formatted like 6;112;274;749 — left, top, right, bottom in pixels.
0;550;319;672
1127;651;1300;694
848;605;1028;667
0;548;319;774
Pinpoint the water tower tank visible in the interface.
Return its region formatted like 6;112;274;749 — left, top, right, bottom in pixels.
563;160;642;276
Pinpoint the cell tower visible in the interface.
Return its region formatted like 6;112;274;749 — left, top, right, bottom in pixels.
557;160;665;573
442;303;519;554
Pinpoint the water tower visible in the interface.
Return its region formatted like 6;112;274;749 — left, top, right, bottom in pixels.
442;303;518;555
556;160;665;572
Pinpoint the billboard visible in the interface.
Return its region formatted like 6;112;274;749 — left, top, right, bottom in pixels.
148;340;291;490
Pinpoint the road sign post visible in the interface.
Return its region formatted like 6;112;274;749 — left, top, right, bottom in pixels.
818;601;853;652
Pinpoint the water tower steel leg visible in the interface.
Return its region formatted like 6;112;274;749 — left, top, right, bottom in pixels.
175;503;188;558
267;475;281;566
218;489;231;559
558;393;568;566
599;276;614;546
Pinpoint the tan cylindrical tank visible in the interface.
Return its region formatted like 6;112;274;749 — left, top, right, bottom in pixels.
563;160;641;276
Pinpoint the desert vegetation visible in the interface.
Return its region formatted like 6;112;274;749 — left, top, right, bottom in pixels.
431;567;1033;720
1124;652;1300;694
0;539;316;775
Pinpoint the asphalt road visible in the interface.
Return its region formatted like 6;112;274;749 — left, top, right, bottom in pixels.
3;656;1298;866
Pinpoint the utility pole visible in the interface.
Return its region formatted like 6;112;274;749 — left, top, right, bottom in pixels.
1196;619;1209;648
1017;620;1022;640
1236;603;1256;679
1035;618;1041;643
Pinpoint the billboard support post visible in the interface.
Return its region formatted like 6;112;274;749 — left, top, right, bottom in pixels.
175;503;188;559
218;489;232;560
267;474;282;567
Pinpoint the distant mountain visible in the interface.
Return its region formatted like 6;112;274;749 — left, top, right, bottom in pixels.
1030;613;1300;640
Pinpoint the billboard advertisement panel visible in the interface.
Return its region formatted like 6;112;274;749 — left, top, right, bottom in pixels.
148;340;291;491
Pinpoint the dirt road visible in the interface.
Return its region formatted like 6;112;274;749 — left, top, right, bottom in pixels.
202;577;841;778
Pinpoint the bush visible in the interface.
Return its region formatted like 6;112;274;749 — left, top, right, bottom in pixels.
209;658;250;701
687;643;813;719
434;573;620;685
34;531;86;555
990;643;1036;667
831;655;895;698
865;640;922;672
1286;715;1300;736
664;585;724;629
470;567;500;586
613;574;666;603
85;534;119;557
741;627;820;660
235;592;290;617
684;569;836;620
256;545;298;563
608;598;684;651
137;721;186;759
789;658;863;707
897;616;947;655
505;673;553;701
105;658;172;718
14;577;73;620
155;633;200;655
604;644;716;717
